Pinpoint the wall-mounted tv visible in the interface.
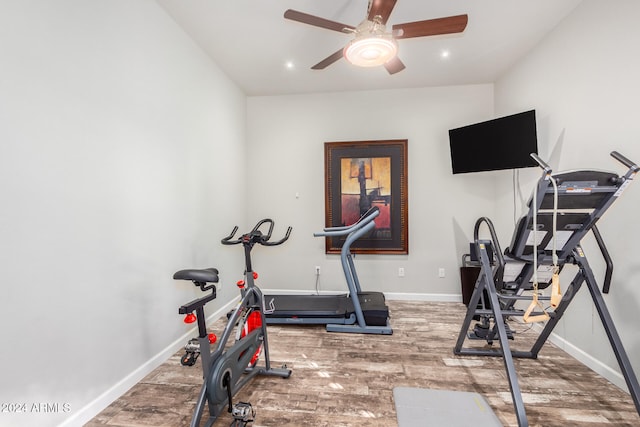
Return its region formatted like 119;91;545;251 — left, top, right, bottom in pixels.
448;110;538;174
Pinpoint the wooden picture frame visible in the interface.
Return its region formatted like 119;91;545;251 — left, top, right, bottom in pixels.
324;139;408;254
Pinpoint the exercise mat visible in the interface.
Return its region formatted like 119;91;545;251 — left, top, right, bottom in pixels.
393;387;502;426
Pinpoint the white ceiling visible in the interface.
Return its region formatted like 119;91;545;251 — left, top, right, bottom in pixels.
155;0;583;96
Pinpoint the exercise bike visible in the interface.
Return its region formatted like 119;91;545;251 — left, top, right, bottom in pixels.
173;219;292;427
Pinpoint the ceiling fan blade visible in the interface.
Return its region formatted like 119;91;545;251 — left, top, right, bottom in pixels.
284;9;355;33
384;56;406;75
392;14;468;39
311;48;345;70
367;0;397;25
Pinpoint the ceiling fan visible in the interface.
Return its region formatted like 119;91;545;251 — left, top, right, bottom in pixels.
284;0;468;74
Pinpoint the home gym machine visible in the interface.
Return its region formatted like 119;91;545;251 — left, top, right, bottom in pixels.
454;151;640;426
264;206;392;335
173;219;292;427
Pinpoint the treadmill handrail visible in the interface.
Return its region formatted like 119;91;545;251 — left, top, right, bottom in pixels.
341;219;376;251
321;206;379;233
314;208;379;237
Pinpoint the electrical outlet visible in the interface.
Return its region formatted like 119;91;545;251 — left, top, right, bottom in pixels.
315;266;321;275
438;268;445;278
398;267;405;277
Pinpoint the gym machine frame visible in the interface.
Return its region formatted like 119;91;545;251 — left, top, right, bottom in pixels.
454;151;640;426
174;220;292;427
264;206;392;335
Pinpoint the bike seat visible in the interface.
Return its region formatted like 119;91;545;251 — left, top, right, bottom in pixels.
173;268;219;283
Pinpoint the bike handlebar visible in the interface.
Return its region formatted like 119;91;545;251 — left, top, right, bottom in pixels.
221;226;241;245
221;219;292;247
262;225;292;246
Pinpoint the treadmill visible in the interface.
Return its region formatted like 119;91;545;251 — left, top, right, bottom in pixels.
264;207;392;335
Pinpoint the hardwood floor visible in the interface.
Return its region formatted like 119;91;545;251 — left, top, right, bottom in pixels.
86;300;639;426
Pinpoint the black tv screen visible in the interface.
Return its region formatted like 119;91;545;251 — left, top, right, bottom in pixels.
448;110;538;174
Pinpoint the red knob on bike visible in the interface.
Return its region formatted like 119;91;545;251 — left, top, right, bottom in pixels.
208;333;217;344
184;313;196;324
253;272;258;280
236;280;245;288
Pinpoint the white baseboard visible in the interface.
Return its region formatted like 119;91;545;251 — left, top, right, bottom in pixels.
385;292;463;302
528;322;627;391
57;298;238;427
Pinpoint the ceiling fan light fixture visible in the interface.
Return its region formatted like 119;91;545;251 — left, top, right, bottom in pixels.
343;34;398;67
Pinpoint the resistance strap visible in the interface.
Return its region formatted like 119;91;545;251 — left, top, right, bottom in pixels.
523;180;550;323
549;176;562;308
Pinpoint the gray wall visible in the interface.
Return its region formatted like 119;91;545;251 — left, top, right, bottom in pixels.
245;86;497;299
0;1;246;426
493;0;640;389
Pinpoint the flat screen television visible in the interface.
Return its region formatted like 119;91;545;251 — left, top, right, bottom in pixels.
448;110;538;174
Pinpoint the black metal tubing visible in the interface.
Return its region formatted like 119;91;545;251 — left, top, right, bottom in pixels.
474;217;506;290
458;348;536;359
453;239;529;426
591;224;613;293
579;251;640;414
261;225;292;246
455;153;640;426
222;220;292;272
529;266;585;357
530;152;552;175
611;151;639;172
178;291;217;338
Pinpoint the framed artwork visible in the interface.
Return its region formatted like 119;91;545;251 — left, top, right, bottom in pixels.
324;139;408;254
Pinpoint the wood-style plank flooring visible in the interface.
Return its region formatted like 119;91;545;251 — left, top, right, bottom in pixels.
86;300;639;426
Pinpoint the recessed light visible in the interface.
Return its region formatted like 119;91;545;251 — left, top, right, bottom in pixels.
441;50;450;59
285;61;295;69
